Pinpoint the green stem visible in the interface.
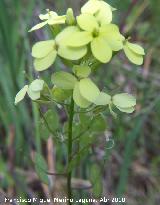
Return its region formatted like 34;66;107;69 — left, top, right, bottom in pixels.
67;97;74;204
33;103;41;154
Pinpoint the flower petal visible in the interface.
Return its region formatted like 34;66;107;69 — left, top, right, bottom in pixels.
29;21;48;32
127;42;145;55
58;45;87;60
51;71;77;90
107;34;124;51
77;13;98;32
79;78;100;102
56;26;80;45
81;0;100;14
95;1;112;25
39;13;50;20
34;50;57;71
29;79;44;92
99;24;124;51
27;87;40;100
91;37;112;63
14;85;28;105
112;93;136;108
48;15;66;25
94;92;111;105
101;34;124;51
73;82;91;108
32;40;55;58
124;45;143;65
39;11;57;20
66;31;93;47
116;106;135;113
100;24;120;34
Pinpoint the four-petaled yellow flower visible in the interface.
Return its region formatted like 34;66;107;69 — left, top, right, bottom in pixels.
29;9;66;32
64;13;124;63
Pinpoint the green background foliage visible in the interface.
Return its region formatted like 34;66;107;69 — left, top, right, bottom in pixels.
0;0;160;204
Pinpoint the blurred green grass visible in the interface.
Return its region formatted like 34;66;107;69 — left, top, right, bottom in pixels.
0;0;160;204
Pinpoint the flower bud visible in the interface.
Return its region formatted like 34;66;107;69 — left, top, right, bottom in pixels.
66;8;75;25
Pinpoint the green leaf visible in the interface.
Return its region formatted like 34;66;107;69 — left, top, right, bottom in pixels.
58;44;87;60
94;92;111;106
34;152;49;185
95;1;112;25
44;109;59;132
127;42;145;55
67;31;92;47
14;85;28;105
34;50;57;71
73;82;91;108
27;86;40;100
29;79;44;92
112;93;136;108
77;13;98;32
52;87;72;102
124;45;143;65
81;0;100;14
116;106;135;113
79;113;92;127
79;78;100;102
51;71;77;90
90;164;103;198
91;37;112;63
73;65;91;78
32;40;55;58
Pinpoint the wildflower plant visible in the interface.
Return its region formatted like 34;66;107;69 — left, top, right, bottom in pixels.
15;0;145;202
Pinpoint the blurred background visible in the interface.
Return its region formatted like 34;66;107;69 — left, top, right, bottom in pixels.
0;0;160;204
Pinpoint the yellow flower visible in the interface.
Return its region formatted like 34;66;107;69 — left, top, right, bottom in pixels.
29;9;66;32
81;0;113;25
65;14;124;63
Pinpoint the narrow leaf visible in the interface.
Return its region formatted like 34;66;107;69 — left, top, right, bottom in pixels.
34;152;49;185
